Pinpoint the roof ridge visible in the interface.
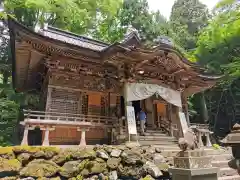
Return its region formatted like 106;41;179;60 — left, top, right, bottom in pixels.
46;26;110;46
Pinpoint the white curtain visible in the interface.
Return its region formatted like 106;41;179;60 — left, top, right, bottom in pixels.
125;83;182;107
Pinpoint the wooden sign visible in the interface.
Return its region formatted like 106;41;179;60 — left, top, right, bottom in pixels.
178;112;189;134
126;106;137;135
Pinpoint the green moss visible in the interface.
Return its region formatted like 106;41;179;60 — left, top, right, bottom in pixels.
0;158;21;172
78;159;89;171
13;146;60;154
142;175;154;180
76;175;83;180
20;159;60;177
13;146;40;153
0;147;13;155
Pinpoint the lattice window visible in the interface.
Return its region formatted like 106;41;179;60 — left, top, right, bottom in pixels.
49;88;79;114
82;94;88;115
100;96;107;116
116;96;121;117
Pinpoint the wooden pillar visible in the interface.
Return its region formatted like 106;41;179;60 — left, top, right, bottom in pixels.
45;87;53;112
41;126;55;146
168;104;173;136
77;128;89;147
182;94;190;125
21;125;34;146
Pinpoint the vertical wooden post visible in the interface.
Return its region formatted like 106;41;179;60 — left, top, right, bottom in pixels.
21;125;30;146
41;126;55;146
45;87;52;112
168;104;173;136
123;83;133;141
181;94;190;125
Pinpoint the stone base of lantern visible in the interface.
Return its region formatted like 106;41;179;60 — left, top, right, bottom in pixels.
169;167;219;180
169;149;219;180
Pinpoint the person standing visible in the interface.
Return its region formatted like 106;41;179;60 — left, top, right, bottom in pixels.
138;108;147;136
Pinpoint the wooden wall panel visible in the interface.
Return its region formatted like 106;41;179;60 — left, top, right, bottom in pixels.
48;127;106;145
88;93;101;106
157;103;166;115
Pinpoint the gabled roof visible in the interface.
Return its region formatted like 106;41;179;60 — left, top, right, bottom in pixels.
8;16;223;94
39;26;109;51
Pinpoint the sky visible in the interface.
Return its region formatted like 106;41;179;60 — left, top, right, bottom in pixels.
147;0;220;19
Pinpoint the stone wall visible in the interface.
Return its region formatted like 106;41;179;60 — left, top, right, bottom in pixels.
0;144;172;180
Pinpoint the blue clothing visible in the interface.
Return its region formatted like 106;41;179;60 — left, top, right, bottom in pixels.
139;111;146;121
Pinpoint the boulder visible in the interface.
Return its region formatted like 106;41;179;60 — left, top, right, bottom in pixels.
110;149;122;158
141;175;155;180
153;154;165;164
71;149;96;160
17;153;31;165
32;151;45;158
117;164;146;179
59;160;81;178
121;150;143;165
0;147;15;159
20;178;35;180
155;147;162;153
51;149;73;165
20;159;60;177
143;161;162;178
86;161;107;175
109;171;118;180
0;177;18;180
0;158;21;176
78;159;89;171
96;150;109;160
107;158;121;170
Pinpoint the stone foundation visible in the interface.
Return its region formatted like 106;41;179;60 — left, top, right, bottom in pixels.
0;144;172;180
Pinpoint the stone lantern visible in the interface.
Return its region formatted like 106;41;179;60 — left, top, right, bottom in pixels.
221;123;240;173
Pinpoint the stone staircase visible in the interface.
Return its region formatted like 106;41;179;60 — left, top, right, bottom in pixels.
135;128;240;180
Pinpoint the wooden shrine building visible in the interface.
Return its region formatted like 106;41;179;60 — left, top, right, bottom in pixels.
8;17;222;146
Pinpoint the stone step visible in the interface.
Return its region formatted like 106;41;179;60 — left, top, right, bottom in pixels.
142;132;169;136
138;136;176;141
212;154;233;161
139;140;178;146
219;175;240;180
212;160;230;168
219;167;239;177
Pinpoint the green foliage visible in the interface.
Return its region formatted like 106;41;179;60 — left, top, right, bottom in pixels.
0;99;19;146
170;0;209;50
4;0;122;34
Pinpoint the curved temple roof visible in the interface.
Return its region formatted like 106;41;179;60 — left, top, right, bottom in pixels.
8;17;222;96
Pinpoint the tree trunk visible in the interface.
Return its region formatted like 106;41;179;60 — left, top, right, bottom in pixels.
200;92;208;124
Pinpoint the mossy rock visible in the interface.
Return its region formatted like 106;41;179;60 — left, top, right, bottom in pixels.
0;147;15;159
71;149;96;160
79;168;90;177
141;175;155;180
17;153;31;165
20;159;60;177
88;161;107;175
37;177;61;180
59;160;82;178
157;163;169;171
107;158;121;170
51;149;74;165
13;146;59;156
77;159;89;171
13;146;40;154
0;176;18;180
0;158;21;177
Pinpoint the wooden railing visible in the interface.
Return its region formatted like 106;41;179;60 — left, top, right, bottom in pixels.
190;123;209;130
23;110;117;126
190;123;212;147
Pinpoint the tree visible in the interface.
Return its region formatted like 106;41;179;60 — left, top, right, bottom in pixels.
194;0;240;138
3;0;122;34
170;0;209;50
